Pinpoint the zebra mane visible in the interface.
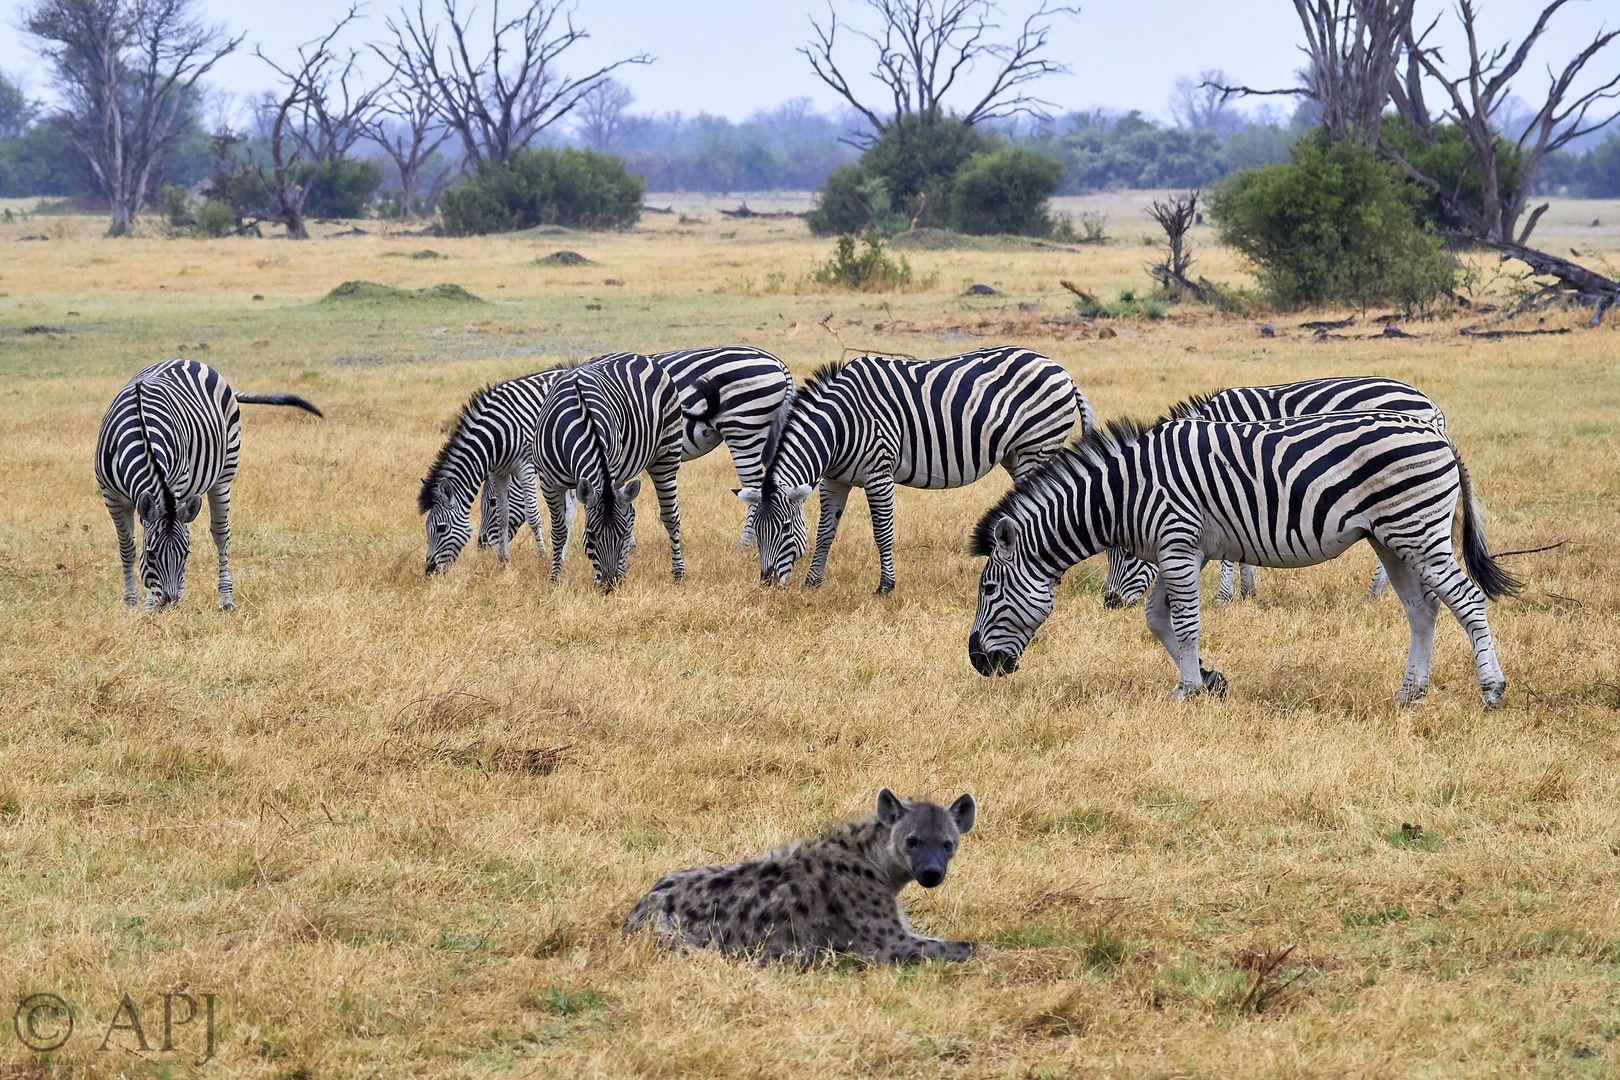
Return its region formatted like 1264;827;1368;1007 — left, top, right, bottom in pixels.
760;360;846;485
571;369;617;505
968;416;1152;557
418;382;500;514
1165;390;1218;421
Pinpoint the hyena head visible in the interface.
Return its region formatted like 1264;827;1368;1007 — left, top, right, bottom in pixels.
738;481;811;585
136;486;202;609
875;788;976;889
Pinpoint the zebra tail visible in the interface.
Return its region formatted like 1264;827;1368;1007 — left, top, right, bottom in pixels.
235;392;324;418
1455;446;1523;601
681;377;721;424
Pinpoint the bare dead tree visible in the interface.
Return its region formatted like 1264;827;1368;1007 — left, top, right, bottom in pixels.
250;9;372;239
1147;191;1207;302
1169;70;1242;134
1204;0;1412;146
387;0;651;167
23;0;242;235
366;33;452;218
800;0;1080;139
1385;0;1620;245
573;77;634;152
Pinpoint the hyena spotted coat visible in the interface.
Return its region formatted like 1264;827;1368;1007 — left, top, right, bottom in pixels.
624;789;977;964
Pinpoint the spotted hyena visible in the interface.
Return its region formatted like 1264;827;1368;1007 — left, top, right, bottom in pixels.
624;788;978;964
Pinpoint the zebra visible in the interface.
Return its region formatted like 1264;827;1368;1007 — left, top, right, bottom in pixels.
420;367;565;575
531;352;685;587
968;412;1519;709
94;359;323;611
743;346;1091;594
1102;376;1449;609
430;347;792;573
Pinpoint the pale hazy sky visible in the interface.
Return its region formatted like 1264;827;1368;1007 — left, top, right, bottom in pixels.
2;0;1615;129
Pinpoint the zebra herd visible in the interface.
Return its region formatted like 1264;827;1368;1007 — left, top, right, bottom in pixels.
94;349;1520;708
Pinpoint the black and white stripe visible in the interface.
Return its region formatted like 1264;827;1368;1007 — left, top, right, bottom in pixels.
531;352;686;586
746;346;1091;594
419;367;565;575
441;347;792;571
969;412;1518;708
1102;376;1447;608
94;359;322;610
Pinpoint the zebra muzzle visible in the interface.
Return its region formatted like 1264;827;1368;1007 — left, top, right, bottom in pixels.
1102;591;1126;609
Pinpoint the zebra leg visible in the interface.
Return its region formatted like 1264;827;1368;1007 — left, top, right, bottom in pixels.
109;498;138;606
1216;561;1237;605
208;482;234;611
543;482;571;583
1412;552;1508;710
649;453;685;584
1239;563;1256;600
1371;543;1438;705
865;474;898;595
492;471;513;565
1152;550;1223;701
1365;558;1390;600
728;429;764;549
804;479;851;588
520;463;547;564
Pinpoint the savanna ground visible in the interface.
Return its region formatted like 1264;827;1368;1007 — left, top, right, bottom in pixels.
1;190;1618;1079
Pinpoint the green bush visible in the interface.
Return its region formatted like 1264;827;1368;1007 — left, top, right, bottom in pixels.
440;147;644;236
303;157;382;218
809;233;913;291
807;118;997;236
190;199;235;238
1073;288;1166;319
1207;130;1454;310
1380;119;1524;232
947;148;1062;236
157;183;193;230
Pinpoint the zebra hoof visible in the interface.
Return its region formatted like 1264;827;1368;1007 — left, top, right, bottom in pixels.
1481;682;1506;710
1214;594;1232;608
1202;669;1228;697
220;601;235;613
1397;683;1428;706
874;583;895;596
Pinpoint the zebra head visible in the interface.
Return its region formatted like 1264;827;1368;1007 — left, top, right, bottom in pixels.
1103;547;1157;608
578;474;639;587
739;482;812;584
968;515;1057;677
135;485;202;610
421;478;472;576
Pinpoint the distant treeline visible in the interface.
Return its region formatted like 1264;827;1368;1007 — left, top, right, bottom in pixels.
2;75;1617;203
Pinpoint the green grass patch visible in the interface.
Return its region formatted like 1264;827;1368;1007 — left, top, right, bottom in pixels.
317;281;483;305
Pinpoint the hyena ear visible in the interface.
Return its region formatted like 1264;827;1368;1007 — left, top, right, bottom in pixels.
948;793;977;834
735;487;761;506
993;517;1019;559
875;787;905;827
621;478;642;502
787;484;814;506
178;494;204;523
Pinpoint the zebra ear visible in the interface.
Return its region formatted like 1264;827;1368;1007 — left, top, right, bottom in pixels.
787;484;814;506
875;787;905;827
735;487;761;506
135;491;156;521
620;478;642;502
575;479;596;506
993;517;1019;559
178;495;203;523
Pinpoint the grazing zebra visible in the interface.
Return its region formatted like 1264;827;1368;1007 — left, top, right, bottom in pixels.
968;412;1519;708
436;347;792;572
1102;376;1449;608
420;367;564;575
745;346;1091;594
94;359;323;611
532;352;685;586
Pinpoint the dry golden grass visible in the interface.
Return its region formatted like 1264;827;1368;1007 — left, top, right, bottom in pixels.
1;195;1618;1078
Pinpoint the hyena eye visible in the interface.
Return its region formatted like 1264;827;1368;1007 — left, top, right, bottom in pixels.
905;836;918;849
943;841;953;852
